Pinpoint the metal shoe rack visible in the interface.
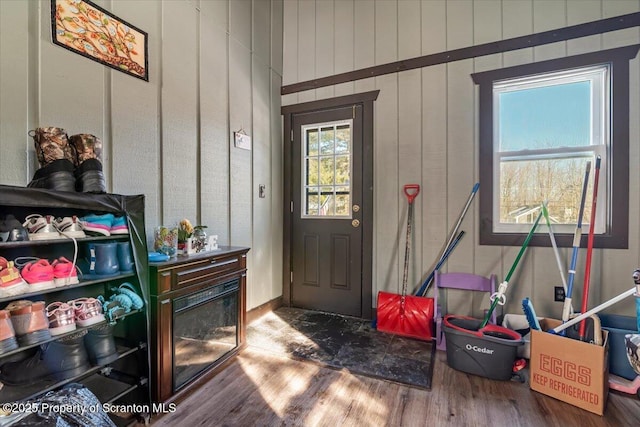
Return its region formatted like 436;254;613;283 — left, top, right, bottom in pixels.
0;185;151;426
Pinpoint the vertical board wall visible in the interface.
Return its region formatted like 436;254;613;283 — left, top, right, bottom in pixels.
282;0;640;318
0;0;284;312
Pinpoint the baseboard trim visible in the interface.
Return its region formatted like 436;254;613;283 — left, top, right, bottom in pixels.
247;296;283;325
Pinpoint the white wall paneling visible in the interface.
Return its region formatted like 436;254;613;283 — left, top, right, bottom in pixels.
111;1;162;229
200;2;231;247
297;0;317;103
601;0;640;315
161;1;198;224
0;0;29;185
334;0;355;97
420;1;447;296
353;0;375;94
270;70;284;300
374;0;400;299
281;0;640;318
445;2;475;291
0;0;284;312
251;54;273;308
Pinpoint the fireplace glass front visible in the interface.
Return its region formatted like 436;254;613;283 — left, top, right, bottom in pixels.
172;278;239;391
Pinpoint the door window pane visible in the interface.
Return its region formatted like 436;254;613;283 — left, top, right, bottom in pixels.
335;194;350;216
306;158;318;185
320;127;335;155
307;129;318;156
306;191;319;216
320;157;334;185
335;155;350;185
336;125;350;153
302;120;352;218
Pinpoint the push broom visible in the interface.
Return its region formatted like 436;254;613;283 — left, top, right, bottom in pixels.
480;208;543;328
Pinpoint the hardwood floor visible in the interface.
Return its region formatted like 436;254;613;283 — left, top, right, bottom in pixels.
151;342;640;426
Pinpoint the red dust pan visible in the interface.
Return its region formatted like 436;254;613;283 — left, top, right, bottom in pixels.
377;184;434;341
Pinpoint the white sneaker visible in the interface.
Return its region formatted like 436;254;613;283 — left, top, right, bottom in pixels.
22;214;61;240
54;216;86;239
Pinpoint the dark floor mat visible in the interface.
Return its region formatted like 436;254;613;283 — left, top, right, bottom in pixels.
247;307;435;390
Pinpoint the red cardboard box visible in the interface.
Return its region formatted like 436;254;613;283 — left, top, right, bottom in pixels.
529;318;609;415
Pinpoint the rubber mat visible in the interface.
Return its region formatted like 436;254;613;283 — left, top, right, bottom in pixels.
247;307;436;390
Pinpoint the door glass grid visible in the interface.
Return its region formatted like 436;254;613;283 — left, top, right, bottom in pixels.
303;121;352;218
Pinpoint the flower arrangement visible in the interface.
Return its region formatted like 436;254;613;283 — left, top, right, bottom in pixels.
178;219;208;254
178;218;194;243
154;225;178;257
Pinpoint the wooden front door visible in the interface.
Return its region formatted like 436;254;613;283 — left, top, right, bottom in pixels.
283;91;378;319
290;106;363;317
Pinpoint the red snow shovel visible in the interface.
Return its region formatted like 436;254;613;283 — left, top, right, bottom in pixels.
377;184;434;341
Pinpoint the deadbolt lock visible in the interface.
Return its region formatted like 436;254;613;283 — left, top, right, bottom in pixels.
353;204;360;212
352;219;360;228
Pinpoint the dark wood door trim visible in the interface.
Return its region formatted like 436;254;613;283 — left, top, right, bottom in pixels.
282;91;379;319
281;90;381;115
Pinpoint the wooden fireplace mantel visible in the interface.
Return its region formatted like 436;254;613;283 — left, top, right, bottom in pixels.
149;246;250;404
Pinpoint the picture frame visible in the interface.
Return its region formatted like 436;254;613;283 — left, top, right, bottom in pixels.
50;0;149;81
233;131;252;151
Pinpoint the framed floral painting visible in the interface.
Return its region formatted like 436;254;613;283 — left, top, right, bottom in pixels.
50;0;148;81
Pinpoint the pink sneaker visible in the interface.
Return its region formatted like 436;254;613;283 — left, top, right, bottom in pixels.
21;259;55;292
68;298;105;327
0;257;28;297
46;302;76;336
51;257;79;287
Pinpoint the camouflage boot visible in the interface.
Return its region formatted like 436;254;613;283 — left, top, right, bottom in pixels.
69;134;106;193
27;127;77;192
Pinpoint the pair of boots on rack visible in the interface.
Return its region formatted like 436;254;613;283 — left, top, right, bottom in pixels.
27;127;106;193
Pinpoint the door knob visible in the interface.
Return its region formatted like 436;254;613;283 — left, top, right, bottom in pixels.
352;219;360;228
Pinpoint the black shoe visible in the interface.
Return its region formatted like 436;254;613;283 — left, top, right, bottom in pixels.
74;158;106;193
84;324;119;366
27;159;76;192
0;346;37;367
0;331;90;386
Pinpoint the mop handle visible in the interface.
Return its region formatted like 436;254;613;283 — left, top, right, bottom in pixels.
552;287;638;334
480;209;543;328
416;183;479;295
442;183;479;258
579;156;601;340
562;161;591;324
541;201;568;292
415;230;465;296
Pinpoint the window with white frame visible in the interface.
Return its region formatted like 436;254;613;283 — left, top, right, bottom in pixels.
472;45;638;248
493;65;608;235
